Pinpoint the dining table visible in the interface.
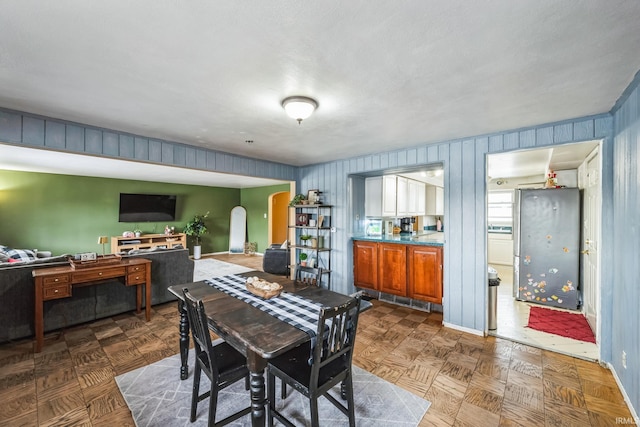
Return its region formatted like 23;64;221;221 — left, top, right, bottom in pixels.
168;270;353;427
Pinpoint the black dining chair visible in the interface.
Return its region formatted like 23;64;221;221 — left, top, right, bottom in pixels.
294;264;323;286
182;288;251;426
266;293;362;427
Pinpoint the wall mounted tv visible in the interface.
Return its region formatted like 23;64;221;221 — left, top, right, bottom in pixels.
119;193;177;222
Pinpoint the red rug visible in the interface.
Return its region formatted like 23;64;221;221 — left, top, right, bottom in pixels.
527;306;596;343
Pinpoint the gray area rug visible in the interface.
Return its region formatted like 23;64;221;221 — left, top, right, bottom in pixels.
193;258;253;282
116;353;430;426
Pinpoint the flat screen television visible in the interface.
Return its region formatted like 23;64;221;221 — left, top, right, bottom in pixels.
119;193;177;222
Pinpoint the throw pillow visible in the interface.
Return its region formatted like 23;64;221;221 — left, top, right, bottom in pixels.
6;249;38;262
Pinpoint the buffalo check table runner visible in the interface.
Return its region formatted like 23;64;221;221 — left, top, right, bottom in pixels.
205;274;325;339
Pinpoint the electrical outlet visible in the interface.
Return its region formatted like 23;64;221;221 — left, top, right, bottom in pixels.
263;213;267;219
622;351;627;369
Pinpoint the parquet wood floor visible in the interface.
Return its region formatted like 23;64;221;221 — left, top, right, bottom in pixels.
0;254;633;426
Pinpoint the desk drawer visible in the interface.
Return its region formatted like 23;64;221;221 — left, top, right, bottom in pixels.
43;274;71;286
127;271;146;285
73;267;126;283
44;282;71;300
127;264;146;275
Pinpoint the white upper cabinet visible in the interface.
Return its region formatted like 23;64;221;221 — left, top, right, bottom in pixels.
408;179;426;216
366;175;428;217
365;175;398;217
396;176;408;216
425;185;444;216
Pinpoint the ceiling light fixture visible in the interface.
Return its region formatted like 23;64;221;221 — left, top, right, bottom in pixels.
282;96;318;125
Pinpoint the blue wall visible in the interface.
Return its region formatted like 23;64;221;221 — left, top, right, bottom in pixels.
612;74;640;409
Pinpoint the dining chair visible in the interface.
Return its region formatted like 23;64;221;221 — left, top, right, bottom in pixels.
294;264;323;286
267;293;362;427
182;288;251;426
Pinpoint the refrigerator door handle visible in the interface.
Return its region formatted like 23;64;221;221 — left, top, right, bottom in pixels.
513;255;519;298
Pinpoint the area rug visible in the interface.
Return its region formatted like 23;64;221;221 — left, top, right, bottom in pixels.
527;306;596;343
116;353;430;427
193;258;253;282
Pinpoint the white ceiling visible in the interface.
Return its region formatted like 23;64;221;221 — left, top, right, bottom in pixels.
487;140;600;180
1;1;639;172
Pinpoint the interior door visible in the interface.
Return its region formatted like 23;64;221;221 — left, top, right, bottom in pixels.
582;147;600;340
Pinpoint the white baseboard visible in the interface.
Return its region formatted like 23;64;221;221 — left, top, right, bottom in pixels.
443;322;484;337
606;362;639;422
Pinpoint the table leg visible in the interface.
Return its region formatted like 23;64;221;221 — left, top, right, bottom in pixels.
145;266;151;321
247;350;267;427
178;300;190;380
34;277;44;353
136;284;142;314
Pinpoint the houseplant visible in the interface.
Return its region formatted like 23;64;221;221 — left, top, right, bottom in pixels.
289;193;307;206
184;211;209;259
300;234;311;246
299;252;308;267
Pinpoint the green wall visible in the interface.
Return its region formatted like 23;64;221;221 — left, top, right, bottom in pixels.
241;183;290;253
0;170;240;255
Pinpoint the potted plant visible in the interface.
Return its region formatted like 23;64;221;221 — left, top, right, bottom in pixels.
300;234;311;246
289;193;307;207
184;211;209;259
133;226;142;238
299;252;308;267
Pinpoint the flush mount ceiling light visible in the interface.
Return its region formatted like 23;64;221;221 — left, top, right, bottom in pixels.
282;96;318;125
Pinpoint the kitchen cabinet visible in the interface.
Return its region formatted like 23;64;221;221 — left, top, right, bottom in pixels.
353;240;443;304
408;245;443;303
365;175;397;217
488;232;513;265
408;179;426;215
396;176;408;216
425;185;444;216
353;240;378;290
378;243;407;296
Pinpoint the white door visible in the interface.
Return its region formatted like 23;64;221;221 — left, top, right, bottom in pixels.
582;147;600;341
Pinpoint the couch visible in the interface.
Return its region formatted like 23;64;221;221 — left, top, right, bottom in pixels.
0;247;194;344
262;243;290;275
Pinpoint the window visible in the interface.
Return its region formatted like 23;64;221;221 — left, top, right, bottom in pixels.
488;190;513;225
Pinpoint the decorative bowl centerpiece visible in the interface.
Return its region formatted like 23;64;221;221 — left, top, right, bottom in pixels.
246;276;283;299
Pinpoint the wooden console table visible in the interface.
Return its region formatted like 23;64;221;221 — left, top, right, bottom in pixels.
32;258;152;352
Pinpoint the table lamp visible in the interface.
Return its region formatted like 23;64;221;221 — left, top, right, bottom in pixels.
97;236;108;256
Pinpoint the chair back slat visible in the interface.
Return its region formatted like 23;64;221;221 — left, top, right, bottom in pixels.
310;294;361;386
183;288;220;377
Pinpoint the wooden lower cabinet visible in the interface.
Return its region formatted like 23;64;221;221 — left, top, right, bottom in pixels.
408;245;443;303
353;240;443;304
353;240;378;290
377;243;407;296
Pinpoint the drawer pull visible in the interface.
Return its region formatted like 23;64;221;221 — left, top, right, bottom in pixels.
54;278;59;282
54;289;59;293
98;272;103;276
135;276;140;280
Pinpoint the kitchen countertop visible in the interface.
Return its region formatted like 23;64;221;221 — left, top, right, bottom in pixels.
352;232;444;246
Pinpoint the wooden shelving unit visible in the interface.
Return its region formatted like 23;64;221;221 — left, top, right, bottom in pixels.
111;233;186;254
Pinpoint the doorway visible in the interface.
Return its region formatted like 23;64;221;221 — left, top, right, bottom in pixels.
268;191;290;246
486;141;601;360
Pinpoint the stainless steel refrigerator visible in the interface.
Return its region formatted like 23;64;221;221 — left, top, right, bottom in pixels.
513;188;581;310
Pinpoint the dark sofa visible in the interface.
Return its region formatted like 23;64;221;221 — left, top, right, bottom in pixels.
0;248;194;344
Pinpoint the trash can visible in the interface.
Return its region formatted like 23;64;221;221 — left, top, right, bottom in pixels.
488;267;501;330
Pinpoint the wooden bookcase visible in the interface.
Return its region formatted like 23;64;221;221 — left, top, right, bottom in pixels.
111;233;187;254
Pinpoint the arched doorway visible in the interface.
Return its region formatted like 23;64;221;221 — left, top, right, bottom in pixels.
268;191;290;245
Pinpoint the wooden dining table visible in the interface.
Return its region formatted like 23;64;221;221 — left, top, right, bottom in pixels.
168;270;353;427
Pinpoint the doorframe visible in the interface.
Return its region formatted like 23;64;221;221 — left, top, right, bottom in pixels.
485;140;603;359
579;143;603;346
